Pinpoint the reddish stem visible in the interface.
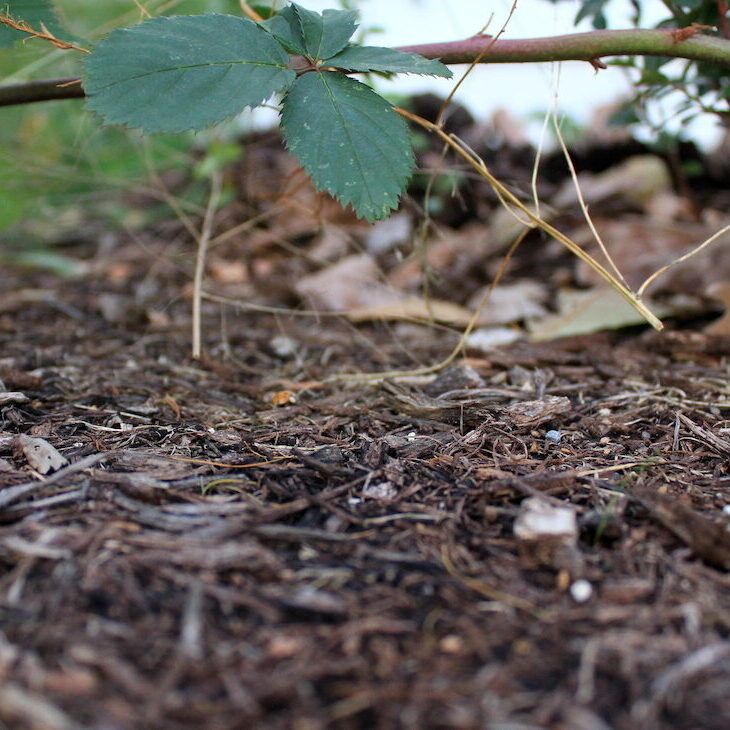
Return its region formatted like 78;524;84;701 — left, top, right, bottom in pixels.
718;0;730;40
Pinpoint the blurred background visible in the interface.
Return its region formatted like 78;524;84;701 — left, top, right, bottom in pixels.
1;0;728;341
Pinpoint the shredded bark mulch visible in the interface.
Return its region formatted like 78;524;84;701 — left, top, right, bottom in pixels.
2;109;730;728
1;261;729;730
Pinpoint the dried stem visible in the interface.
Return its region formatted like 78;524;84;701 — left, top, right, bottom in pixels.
395;106;664;331
0;14;89;53
638;223;730;297
192;172;223;360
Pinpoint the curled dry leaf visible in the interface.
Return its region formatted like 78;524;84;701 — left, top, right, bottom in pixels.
13;435;68;475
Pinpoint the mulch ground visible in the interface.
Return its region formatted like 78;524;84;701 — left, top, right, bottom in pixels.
1;117;730;729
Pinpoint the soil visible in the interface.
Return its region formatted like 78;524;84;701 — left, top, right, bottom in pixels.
1;118;729;730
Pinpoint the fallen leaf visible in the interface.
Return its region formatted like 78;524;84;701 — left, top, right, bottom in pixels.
365;211;412;254
527;288;702;341
295;254;398;311
467;280;549;325
573;216;730;294
552;155;671;210
704;282;730;336
13;435;68;475
347;296;476;327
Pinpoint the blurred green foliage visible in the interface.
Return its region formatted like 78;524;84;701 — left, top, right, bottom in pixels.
0;1;246;238
551;0;730;130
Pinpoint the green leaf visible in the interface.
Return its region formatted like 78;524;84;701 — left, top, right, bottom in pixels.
84;14;296;133
281;71;414;221
259;5;306;55
0;0;66;48
574;0;609;29
327;45;452;78
291;3;358;60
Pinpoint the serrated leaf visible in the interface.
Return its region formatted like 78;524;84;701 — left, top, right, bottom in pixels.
0;0;66;48
281;71;413;221
327;45;452;78
291;3;358;60
259;5;306;55
84;14;295;133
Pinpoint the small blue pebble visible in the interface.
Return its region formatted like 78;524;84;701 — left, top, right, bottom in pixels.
546;429;562;444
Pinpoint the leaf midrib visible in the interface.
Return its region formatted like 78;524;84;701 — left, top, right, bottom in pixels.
317;72;377;211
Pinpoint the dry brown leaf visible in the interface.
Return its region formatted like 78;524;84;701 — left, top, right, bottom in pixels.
552;155;671;210
528;288;701;341
13;435;68;475
573;217;730;294
705;282;730;336
295;254;398;311
347;297;477;327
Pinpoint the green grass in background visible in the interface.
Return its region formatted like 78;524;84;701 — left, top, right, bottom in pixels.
0;1;246;243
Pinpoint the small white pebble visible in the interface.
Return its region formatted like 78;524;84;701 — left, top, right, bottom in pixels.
208;427;215;434
723;505;730;517
270;335;298;358
598;408;611;417
466;327;522;352
406;431;417;442
570;579;593;603
347;497;362;507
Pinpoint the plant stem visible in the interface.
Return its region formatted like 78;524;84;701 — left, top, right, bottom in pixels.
192;171;222;360
0;77;83;107
398;28;730;67
2;28;730;108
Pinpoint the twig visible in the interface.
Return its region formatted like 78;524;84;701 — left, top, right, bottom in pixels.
0;77;83;107
0;452;108;510
638;222;730;297
192;171;223;359
436;0;519;127
0;14;89;53
552;105;628;288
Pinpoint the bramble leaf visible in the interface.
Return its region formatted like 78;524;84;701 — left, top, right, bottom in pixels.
281;71;414;221
327;45;452;78
84;14;295;133
259;4;306;55
0;0;66;48
291;3;358;60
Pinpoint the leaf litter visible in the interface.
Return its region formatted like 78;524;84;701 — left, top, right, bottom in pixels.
0;95;729;729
